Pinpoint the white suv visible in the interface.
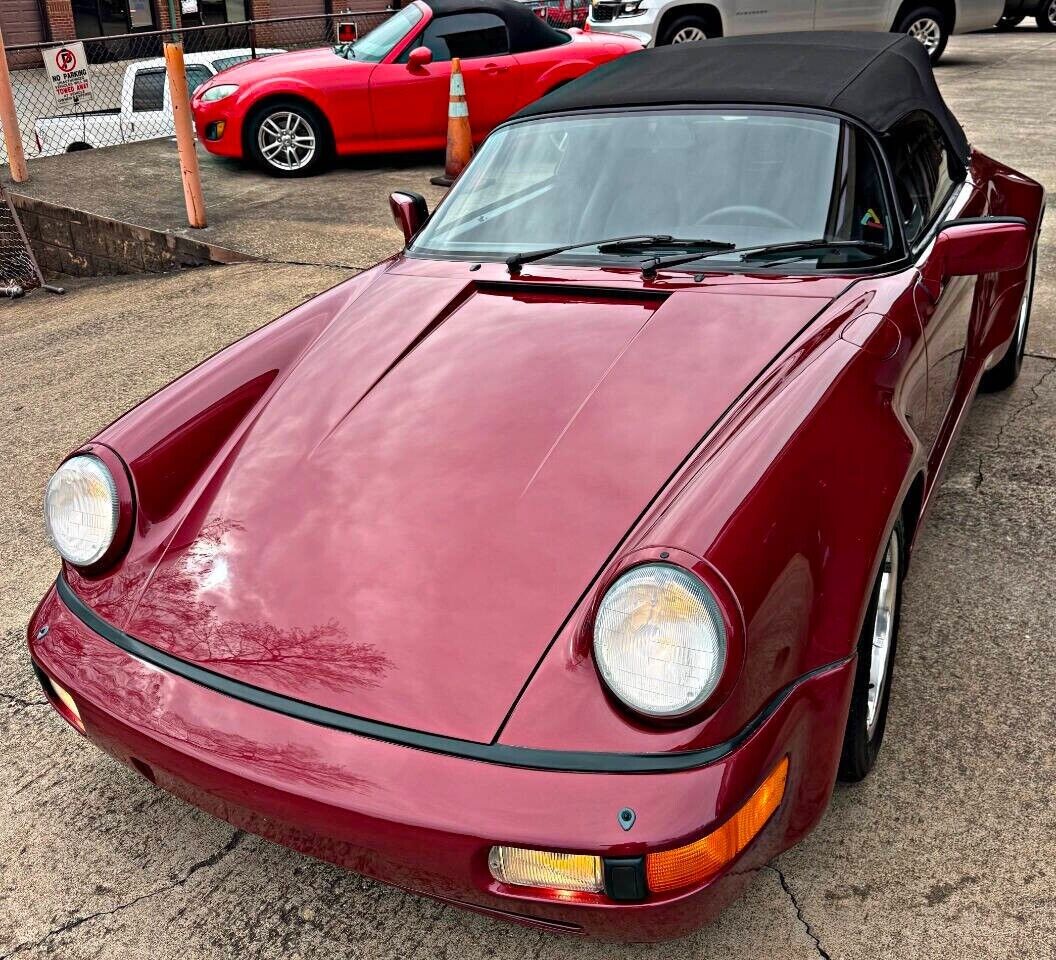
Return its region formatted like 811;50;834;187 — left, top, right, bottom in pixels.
585;0;1005;61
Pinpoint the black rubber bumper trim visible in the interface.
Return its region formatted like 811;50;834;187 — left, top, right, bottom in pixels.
54;576;850;774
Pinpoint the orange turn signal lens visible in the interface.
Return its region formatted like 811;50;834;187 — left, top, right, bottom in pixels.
645;756;789;893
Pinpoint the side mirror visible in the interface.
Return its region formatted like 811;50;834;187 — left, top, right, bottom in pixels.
390;191;429;245
407;46;433;68
935;216;1030;276
920;216;1029;302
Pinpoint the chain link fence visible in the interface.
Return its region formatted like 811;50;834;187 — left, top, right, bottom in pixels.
527;0;589;28
1;10;394;165
0;183;45;297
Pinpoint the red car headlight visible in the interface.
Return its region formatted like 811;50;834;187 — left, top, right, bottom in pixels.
593;562;727;718
44;447;134;571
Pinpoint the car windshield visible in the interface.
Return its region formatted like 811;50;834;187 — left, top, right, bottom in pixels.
336;4;423;62
410;110;897;270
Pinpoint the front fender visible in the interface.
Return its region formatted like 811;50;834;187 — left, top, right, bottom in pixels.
499;289;926;757
63;268;385;625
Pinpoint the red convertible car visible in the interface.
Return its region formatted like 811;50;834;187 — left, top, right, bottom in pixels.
31;34;1042;940
190;0;639;175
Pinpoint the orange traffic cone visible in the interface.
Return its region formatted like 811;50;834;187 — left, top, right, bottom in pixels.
430;57;474;187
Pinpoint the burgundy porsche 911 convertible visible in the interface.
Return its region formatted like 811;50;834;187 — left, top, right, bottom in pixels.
30;34;1042;940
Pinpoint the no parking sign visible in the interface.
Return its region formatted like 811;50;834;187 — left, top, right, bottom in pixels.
43;42;93;106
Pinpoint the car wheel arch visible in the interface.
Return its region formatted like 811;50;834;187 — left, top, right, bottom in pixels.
656;3;725;42
899;469;926;566
891;0;956;34
241;91;336;157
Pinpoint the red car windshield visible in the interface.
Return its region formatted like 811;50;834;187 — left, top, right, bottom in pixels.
410;109;897;270
338;3;423;62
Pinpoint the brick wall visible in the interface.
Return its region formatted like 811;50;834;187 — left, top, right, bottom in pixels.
9;193;250;279
44;0;76;41
156;0;178;32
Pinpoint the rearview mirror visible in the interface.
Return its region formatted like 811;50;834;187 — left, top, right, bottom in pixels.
390;191;429;245
407;46;433;68
935;217;1029;277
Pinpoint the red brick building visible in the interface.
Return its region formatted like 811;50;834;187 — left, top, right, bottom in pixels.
0;1;372;47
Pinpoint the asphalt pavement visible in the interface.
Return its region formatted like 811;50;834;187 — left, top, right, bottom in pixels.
0;27;1053;960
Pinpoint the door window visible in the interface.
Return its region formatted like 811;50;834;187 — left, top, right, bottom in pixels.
402;12;510;61
131;68;166;112
185;64;213;94
883;113;960;245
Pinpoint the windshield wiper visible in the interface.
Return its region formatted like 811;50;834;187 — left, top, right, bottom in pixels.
506;235;734;275
740;238;888;262
643;238;889;277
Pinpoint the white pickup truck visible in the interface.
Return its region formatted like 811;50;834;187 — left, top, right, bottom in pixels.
31;48;281;157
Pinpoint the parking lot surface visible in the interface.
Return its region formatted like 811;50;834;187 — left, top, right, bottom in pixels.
1;27;1054;960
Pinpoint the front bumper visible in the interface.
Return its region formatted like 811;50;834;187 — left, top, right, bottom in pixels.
192;98;243;159
587;12;657;46
28;581;853;941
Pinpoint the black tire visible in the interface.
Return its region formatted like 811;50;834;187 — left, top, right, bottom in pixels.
246;98;332;177
896;5;950;63
658;14;717;45
995;14;1024;28
980;247;1037;392
1036;0;1056;29
838;518;905;783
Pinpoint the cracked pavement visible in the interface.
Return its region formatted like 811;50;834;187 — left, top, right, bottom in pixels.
1;28;1054;960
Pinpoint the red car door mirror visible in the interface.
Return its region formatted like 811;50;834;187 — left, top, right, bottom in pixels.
407;46;433;69
390;191;429;244
935;217;1030;277
919;216;1030;302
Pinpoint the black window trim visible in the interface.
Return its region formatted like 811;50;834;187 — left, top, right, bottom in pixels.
399;11;512;62
881;110;967;258
413;103;918;277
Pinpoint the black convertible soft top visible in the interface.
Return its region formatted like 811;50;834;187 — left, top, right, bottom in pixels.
514;32;970;161
423;0;570;53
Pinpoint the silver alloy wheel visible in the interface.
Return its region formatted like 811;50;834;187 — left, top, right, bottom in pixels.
907;16;942;54
1048;0;1056;27
257;110;317;172
866;532;900;739
1014;250;1035;358
671;26;707;42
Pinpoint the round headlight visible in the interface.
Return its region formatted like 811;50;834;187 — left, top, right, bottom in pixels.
593;562;727;718
44;455;119;566
201;84;238;103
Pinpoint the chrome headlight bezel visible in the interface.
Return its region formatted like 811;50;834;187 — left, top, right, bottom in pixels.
43;448;134;571
592;558;733;720
200;83;239;103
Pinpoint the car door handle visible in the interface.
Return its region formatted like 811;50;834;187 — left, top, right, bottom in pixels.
482;63;509;76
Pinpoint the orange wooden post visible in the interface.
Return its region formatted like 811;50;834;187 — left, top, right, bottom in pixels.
164;42;207;228
0;25;29;184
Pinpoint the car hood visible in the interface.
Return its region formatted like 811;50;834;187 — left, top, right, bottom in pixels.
208;46;358;83
120;270;837;742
